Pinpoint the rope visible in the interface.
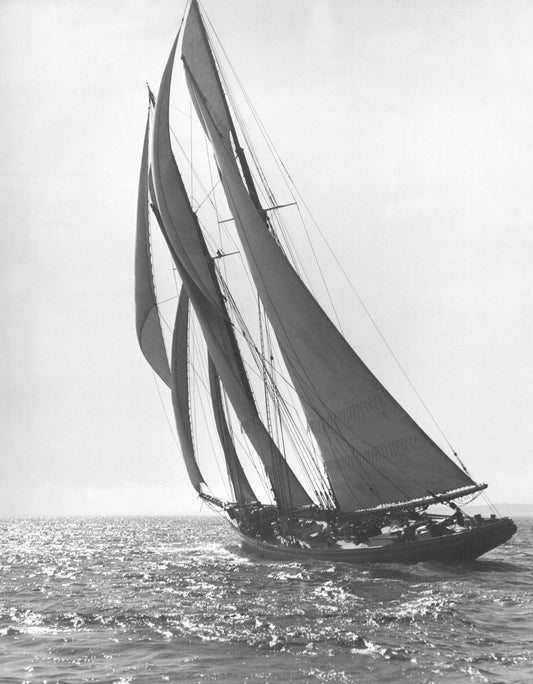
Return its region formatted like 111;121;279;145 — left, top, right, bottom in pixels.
205;22;466;474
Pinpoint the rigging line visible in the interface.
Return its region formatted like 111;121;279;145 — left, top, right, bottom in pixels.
195;180;221;214
212;226;264;301
166;239;182;299
190;315;232;500
274;402;333;504
152;372;180;450
156;294;180;306
261;371;327;499
218;238;380;493
168;125;218;214
218;79;311;283
259;156;464;478
167;131;252;308
199;25;331;306
257;295;273;437
253;124;464;471
218;277;293;396
220;263;358;498
223;400;276;502
233;295;431;506
325;217;463;463
204;134;224;253
214;359;260;493
170;103;199;123
183;164;253;287
176;272;274;492
253;343;329;493
212;176;408;500
190;97;193;204
202;26;461;467
224;291;331;500
156;311;173;336
478;489;500;517
222;296;323;499
218;390;275;503
183;57;288;265
264;204;308;283
184;273;416;506
288;348;454;504
263;306;281;447
228;119;317;293
183;42;447;503
293;202;345;334
183;8;262;214
193;52;348;396
183;82;286;312
220;69;344;334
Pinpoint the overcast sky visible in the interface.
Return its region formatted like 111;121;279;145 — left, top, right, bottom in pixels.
1;0;532;516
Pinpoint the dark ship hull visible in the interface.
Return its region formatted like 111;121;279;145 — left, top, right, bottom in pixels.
235;517;517;564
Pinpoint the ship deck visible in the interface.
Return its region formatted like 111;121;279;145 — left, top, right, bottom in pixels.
234;518;516;564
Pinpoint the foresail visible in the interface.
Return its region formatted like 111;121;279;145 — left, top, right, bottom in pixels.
135;113;171;387
208;356;257;503
171;287;205;493
150;33;312;511
182;3;478;512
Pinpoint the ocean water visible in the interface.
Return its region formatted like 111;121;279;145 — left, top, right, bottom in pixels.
0;517;532;684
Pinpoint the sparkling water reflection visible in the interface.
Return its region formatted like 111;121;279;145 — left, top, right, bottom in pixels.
0;516;532;682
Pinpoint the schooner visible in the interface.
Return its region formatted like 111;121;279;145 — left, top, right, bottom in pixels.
136;0;516;563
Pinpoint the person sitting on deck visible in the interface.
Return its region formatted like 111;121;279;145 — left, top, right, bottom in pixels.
448;502;466;526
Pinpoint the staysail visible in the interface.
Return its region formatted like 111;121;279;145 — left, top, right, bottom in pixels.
208;356;257;503
150;34;312;511
170;287;205;493
135;111;171;387
182;1;480;511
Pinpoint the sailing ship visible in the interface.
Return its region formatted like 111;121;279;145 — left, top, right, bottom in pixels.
135;0;516;563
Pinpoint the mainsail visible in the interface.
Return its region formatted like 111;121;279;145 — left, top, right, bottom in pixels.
150;34;312;511
181;0;480;511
